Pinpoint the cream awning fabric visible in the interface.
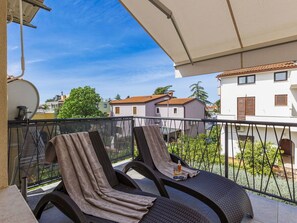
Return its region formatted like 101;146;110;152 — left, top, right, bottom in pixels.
120;0;297;77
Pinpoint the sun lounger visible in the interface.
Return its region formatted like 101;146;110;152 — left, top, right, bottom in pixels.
123;125;254;223
34;131;213;223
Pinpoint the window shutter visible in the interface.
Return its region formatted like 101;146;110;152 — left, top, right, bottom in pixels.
245;97;255;116
237;97;246;120
275;95;287;106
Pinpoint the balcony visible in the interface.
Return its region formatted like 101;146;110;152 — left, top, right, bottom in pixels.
8;116;297;222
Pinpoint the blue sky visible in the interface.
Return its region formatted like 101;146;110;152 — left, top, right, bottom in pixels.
7;0;219;104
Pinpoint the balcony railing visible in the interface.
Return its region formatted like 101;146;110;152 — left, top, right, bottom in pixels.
8;117;134;187
8;116;297;204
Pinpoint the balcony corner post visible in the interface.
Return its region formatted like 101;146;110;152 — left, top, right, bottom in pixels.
224;123;229;178
131;117;135;159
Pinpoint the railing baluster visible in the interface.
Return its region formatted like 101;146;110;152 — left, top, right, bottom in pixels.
225;123;229;178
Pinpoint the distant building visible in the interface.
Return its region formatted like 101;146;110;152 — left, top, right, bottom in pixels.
217;61;297;167
110;94;169;117
156;98;205;119
33;92;68;119
110;94;205;139
44;93;68;113
98;100;110;115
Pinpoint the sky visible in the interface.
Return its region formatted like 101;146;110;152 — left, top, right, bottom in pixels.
7;0;219;104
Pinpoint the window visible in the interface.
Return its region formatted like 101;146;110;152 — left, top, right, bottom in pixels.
156;108;160;114
133;107;137;115
275;94;287;106
238;135;254;143
104;103;107;108
174;108;177;114
274;71;287;81
238;75;255;85
115;107;120;114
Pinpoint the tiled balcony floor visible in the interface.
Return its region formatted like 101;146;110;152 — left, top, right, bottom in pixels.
29;161;297;223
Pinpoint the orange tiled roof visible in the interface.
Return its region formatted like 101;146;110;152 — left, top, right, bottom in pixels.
157;98;196;105
110;94;167;104
217;61;297;78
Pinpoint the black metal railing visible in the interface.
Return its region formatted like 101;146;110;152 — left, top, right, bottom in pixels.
8;117;134;187
8;116;297;203
134;116;297;204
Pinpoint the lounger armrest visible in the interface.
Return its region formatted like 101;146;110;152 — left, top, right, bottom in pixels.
115;169;141;190
170;153;190;168
123;161;169;198
34;191;88;223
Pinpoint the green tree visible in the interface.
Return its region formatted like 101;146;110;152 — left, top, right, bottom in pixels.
153;85;173;95
189;81;211;104
57;86;103;118
213;99;221;113
115;94;121;100
39;104;49;112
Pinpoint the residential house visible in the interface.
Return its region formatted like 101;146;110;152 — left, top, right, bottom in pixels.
110;95;205;139
33;93;68;119
217;61;297;167
97;100;111;115
110;94;169;117
156;98;205;138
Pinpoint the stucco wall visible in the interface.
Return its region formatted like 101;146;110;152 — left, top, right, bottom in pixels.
111;104;146;116
220;125;297;167
145;96;168;117
156;105;184;119
0;0;7;188
185;100;205;119
220;69;297;120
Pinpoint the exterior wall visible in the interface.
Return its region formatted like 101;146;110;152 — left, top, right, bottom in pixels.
98;101;110;114
185;100;205;134
145;96;169;117
156;105;184;119
0;0;7;188
219;69;297;166
219;69;297;121
110;96;168;117
155;100;205;135
220;125;297;168
185;100;205;119
111;104;146;116
45;101;61;113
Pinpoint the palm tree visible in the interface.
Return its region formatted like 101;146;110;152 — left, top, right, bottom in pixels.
153;85;173;95
189;81;211;104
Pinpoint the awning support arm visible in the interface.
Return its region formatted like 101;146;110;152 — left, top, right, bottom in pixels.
226;0;243;67
149;0;193;64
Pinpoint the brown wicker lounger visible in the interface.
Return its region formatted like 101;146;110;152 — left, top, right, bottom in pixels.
123;126;254;223
34;131;213;223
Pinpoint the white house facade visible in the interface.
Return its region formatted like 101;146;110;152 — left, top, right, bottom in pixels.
156;98;205;137
110;95;169;117
110;95;205;139
217;61;297;167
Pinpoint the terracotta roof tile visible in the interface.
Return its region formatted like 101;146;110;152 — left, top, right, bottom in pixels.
110;94;167;104
217;61;297;78
157;98;196;105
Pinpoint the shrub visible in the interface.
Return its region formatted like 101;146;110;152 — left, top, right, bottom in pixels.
235;140;282;175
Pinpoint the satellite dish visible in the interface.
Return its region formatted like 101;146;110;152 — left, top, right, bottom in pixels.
7;79;39;120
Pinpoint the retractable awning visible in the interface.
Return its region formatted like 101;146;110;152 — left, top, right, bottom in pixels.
120;0;297;77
